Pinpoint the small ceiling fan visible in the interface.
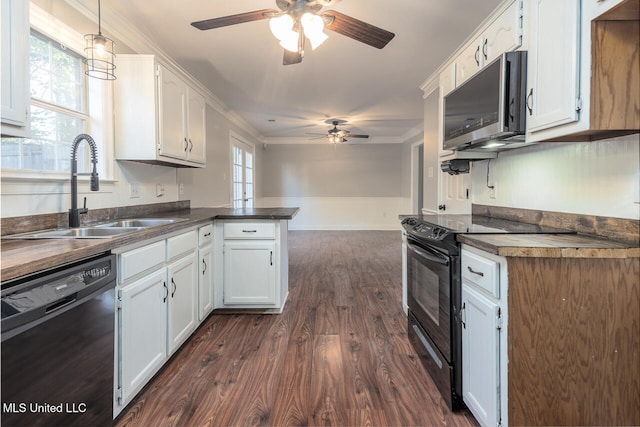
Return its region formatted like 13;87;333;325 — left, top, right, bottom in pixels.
307;119;370;143
191;0;395;65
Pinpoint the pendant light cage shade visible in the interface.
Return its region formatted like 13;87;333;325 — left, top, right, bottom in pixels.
84;0;116;80
84;34;116;80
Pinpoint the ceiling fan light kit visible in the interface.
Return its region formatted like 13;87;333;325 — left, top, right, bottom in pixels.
191;0;395;65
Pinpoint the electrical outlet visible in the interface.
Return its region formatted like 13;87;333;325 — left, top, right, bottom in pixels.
489;184;497;199
130;183;140;199
156;184;165;197
179;183;184;195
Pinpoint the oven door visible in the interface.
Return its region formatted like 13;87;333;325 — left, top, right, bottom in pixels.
406;237;452;362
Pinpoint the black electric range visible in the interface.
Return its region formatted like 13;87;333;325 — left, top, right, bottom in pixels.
401;214;573;410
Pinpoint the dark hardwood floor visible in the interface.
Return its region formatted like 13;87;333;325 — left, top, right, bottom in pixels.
116;231;477;427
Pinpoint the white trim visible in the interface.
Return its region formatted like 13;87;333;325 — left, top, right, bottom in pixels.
30;3;85;55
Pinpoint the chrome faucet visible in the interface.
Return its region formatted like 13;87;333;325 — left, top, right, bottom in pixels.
69;134;100;228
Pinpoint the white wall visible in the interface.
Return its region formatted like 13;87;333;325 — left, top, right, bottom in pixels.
470;134;640;219
258;143;411;230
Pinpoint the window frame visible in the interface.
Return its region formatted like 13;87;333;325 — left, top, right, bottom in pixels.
0;3;114;182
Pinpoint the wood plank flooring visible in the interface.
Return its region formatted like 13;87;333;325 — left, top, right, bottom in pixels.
116;230;478;427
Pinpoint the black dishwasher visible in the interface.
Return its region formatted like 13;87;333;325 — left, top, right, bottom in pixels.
1;253;116;427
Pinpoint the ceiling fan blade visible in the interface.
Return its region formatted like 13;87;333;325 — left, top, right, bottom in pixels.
323;11;395;49
191;9;278;31
348;134;370;138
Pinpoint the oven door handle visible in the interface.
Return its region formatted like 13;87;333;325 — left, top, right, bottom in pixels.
408;243;449;266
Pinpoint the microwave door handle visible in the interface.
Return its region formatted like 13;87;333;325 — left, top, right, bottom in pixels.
410;245;449;266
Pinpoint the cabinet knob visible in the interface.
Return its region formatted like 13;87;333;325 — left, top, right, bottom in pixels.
184;138;188;152
526;88;534;116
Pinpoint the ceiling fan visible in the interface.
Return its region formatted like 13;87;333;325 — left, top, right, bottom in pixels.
191;0;395;65
308;119;370;143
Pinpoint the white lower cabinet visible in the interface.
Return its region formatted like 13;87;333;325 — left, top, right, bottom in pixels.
223;240;276;305
198;223;214;320
462;285;500;427
214;220;288;312
167;253;197;354
114;227;203;417
118;268;167;405
461;245;507;427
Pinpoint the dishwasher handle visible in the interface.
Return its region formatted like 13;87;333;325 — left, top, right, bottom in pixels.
44;294;78;314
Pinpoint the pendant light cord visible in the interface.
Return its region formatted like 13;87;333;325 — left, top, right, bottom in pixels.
97;0;102;35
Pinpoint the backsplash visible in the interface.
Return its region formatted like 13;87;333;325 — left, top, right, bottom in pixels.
470;134;640;220
0;201;190;236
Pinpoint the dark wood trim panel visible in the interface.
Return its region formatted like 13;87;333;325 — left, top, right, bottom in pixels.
472;204;640;246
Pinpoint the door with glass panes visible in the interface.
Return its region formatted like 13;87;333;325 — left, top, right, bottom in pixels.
231;136;254;209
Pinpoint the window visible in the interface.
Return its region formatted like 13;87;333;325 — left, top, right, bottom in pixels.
231;136;255;209
1;4;112;178
1;30;88;171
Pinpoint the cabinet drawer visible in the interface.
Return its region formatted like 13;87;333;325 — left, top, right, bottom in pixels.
120;241;166;283
167;230;197;260
462;251;499;298
198;224;213;246
223;222;275;239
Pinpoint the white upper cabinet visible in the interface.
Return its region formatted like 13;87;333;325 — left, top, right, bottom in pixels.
456;0;522;86
1;0;29;136
526;0;639;141
186;87;207;164
114;55;207;168
525;0;581;133
158;65;188;161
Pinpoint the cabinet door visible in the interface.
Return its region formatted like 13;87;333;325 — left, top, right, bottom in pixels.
167;253;198;354
526;0;581;132
1;0;29;134
118;269;168;404
462;284;500;427
223;240;277;305
198;244;214;320
455;35;483;86
158;64;188;160
187;87;206;164
483;0;521;64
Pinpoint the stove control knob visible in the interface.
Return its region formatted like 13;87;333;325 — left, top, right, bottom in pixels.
432;227;446;239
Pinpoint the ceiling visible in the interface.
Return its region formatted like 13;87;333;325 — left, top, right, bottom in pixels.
102;0;503;144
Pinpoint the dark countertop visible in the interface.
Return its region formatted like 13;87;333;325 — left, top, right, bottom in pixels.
1;207;299;282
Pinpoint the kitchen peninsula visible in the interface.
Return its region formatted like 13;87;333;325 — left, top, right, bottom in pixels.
0;204;299;282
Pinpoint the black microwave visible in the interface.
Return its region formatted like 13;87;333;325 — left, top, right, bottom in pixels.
443;51;528;151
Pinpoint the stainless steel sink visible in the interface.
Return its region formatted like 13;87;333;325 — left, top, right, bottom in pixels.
3;227;145;240
95;218;187;228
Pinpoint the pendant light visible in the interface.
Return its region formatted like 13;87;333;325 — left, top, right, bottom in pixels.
84;0;116;80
